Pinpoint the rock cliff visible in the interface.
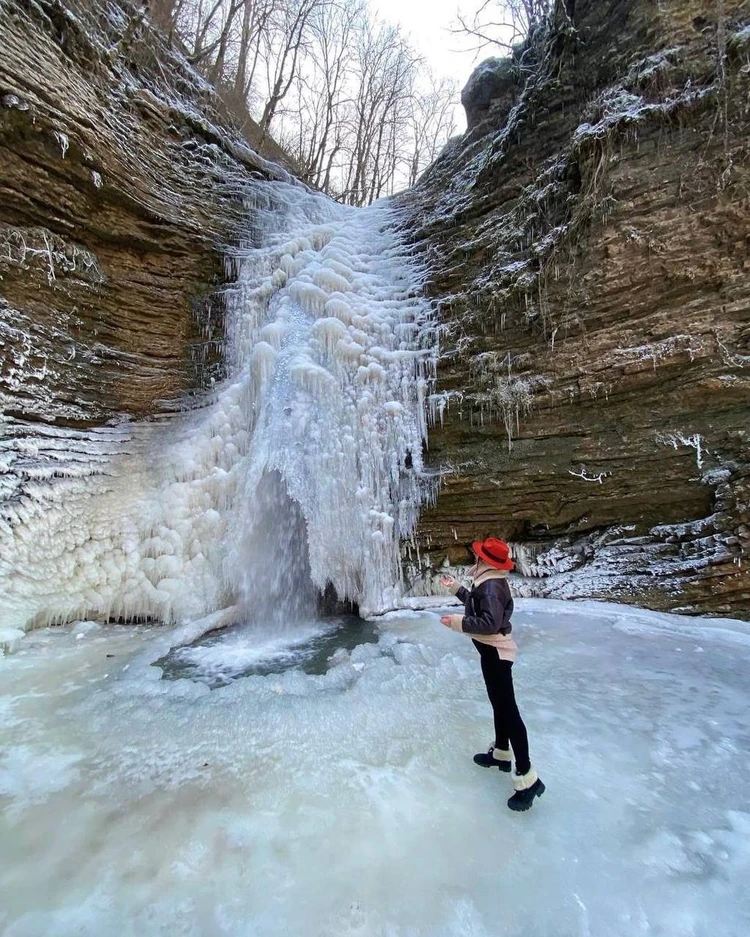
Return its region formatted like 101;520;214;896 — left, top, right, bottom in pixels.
0;0;291;428
404;0;750;617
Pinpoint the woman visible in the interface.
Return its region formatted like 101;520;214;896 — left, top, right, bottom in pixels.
440;537;545;812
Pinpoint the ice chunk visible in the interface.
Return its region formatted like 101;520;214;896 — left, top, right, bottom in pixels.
70;620;102;638
0;629;25;655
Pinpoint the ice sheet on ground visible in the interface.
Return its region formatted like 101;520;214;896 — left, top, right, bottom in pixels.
1;599;749;937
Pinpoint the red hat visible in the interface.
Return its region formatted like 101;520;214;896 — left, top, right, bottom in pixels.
471;537;515;571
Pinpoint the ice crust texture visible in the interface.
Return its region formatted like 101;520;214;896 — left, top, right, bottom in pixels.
1;600;749;936
0;183;435;628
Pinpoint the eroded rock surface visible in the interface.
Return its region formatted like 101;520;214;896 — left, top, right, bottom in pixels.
405;0;750;617
0;0;291;426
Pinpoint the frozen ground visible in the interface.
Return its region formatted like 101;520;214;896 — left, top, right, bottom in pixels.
1;599;749;937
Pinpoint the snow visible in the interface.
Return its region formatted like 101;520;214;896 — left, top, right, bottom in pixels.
572;84;715;148
1;600;749;936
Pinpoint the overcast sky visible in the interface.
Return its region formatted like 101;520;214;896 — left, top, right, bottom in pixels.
370;0;492;130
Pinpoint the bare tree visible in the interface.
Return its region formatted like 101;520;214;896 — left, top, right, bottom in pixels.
258;0;328;134
340;20;418;205
306;1;362;188
408;76;458;187
453;0;551;54
158;0;458;204
148;0;187;39
273;0;362;188
234;0;277;101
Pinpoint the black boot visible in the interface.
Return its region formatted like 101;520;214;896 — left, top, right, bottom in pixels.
473;746;512;772
507;767;545;811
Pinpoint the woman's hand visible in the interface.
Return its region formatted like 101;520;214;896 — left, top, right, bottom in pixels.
440;615;453;627
439;574;457;590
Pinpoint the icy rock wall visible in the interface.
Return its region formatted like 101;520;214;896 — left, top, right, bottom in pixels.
403;0;750;617
0;0;296;429
0;182;436;630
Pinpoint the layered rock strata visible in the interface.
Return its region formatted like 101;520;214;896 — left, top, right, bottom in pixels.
405;0;750;617
0;0;291;427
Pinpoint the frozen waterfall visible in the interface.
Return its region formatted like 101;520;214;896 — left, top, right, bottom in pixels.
0;183;436;633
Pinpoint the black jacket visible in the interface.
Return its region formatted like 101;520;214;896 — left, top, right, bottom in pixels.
456;577;513;635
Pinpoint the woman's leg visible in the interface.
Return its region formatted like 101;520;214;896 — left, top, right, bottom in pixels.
475;641;510;750
476;643;531;775
495;660;531;776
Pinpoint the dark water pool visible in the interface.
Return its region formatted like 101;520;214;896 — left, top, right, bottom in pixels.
155;615;379;688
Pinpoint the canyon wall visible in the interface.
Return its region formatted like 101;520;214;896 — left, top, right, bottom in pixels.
0;0;298;631
406;0;750;617
0;0;292;429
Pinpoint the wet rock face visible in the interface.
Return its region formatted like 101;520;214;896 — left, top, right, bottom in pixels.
460;58;524;131
0;0;287;425
405;0;750;617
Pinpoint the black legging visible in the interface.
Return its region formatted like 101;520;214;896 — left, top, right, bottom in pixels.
474;640;531;775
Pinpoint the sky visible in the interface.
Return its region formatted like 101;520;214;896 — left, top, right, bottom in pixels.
370;0;493;131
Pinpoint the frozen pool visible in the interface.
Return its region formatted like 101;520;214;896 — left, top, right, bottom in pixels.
1;599;749;937
156;615;380;687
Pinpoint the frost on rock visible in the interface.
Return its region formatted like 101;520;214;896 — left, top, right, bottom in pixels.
0;224;105;286
612;334;706;370
571;80;715;149
657;431;707;469
53;130;69;158
464;351;549;446
0;183;436;630
568;465;610;484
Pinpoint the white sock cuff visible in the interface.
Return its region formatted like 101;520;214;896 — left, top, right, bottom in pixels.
512;767;538;791
492;748;512;762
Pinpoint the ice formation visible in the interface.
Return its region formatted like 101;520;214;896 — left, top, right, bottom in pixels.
0;183;436;629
